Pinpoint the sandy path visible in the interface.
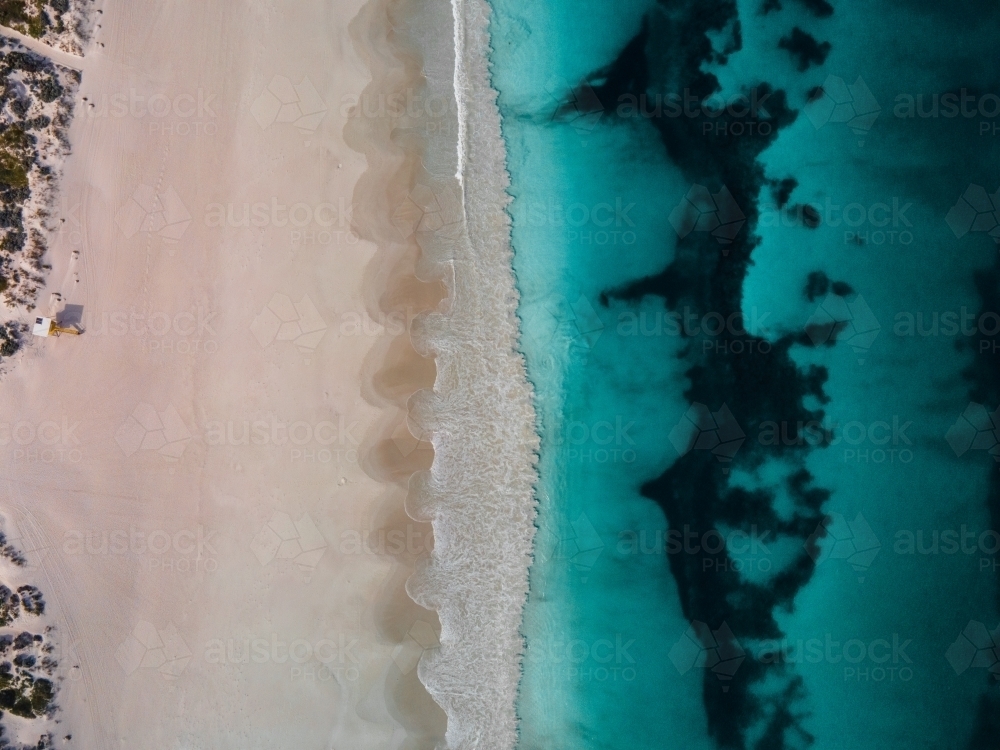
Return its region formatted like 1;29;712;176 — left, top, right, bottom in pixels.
0;1;441;747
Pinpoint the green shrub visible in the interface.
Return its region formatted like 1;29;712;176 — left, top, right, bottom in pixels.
0;323;23;358
0;127;33;189
0;1;50;39
37;75;61;103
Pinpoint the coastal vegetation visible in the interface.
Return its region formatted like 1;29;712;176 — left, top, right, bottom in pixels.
0;542;58;743
0;1;71;42
0;38;78;360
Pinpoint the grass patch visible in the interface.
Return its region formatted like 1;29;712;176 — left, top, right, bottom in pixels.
0;323;24;358
0;672;51;718
0;126;32;189
0;587;18;626
0;1;50;39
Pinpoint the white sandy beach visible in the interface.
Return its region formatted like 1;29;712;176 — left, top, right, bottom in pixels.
0;0;450;747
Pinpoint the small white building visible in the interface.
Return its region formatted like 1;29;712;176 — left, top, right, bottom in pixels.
31;317;79;337
32;317;54;337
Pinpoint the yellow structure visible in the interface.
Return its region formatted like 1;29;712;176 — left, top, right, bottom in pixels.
32;316;80;337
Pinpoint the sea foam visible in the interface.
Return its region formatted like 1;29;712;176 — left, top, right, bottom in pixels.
402;0;539;747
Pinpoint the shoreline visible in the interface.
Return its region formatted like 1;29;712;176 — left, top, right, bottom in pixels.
406;0;540;746
345;0;449;742
347;0;540;744
0;0;541;746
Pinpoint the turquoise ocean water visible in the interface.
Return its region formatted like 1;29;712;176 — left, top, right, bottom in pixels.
486;0;1000;747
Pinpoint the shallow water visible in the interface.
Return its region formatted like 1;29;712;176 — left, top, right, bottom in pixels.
485;0;1000;746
